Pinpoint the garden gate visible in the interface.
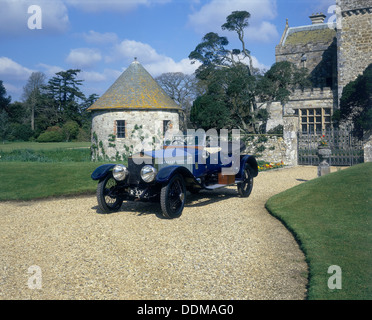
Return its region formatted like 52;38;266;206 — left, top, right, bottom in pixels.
298;129;364;166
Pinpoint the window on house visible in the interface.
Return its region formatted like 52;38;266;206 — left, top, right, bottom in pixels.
116;120;126;138
300;108;332;133
163;120;171;135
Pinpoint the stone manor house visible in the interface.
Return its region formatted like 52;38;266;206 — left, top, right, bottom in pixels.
266;0;372;134
88;0;372;163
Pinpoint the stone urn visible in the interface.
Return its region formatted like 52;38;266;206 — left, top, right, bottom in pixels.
317;146;331;176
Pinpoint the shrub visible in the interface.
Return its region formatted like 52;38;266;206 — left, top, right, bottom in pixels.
76;127;90;142
257;135;269;143
62;121;80;141
37;126;64;142
267;125;283;135
256;145;266;153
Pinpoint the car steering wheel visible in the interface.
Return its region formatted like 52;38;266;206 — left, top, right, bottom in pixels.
171;138;185;146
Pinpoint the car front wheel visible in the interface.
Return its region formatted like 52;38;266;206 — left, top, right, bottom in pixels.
237;165;254;198
97;172;123;213
160;174;186;219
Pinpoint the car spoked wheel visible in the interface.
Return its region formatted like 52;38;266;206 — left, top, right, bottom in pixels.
160;174;186;219
237;165;253;198
97;172;123;213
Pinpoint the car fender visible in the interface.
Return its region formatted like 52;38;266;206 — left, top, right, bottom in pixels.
156;165;200;187
238;155;258;179
91;164;116;180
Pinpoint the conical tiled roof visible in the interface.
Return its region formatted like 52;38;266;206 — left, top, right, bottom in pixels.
88;60;180;111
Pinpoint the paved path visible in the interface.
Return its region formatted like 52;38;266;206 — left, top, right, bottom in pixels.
0;166;320;300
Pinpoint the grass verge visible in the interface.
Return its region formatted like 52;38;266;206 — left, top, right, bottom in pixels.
0;141;91;151
0;161;106;201
265;162;372;300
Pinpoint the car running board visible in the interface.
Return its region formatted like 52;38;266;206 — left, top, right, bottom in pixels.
204;181;240;190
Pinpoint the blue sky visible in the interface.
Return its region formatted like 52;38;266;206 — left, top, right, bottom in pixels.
0;0;335;102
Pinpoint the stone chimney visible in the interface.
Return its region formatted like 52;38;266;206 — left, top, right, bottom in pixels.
309;13;326;24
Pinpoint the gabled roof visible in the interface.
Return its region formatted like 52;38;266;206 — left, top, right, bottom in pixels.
281;22;337;47
88;60;180;111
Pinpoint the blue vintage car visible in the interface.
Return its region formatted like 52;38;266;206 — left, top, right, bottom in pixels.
91;134;258;219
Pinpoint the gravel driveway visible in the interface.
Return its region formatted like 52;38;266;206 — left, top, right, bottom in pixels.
0;166;318;300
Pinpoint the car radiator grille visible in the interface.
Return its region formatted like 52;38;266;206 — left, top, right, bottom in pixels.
127;155;154;185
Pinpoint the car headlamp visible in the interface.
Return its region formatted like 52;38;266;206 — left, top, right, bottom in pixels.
140;165;157;183
112;164;129;181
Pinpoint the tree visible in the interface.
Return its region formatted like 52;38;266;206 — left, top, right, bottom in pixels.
333;63;372;138
0;81;11;113
189;13;311;132
23;72;46;131
256;61;311;105
189;11;266;132
221;10;253;74
0;110;9;143
43;69;85;124
62;120;80;142
156;73;200;127
0;81;11;143
190;95;231;130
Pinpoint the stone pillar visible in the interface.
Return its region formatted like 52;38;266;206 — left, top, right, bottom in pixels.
283;116;299;166
364;133;372;163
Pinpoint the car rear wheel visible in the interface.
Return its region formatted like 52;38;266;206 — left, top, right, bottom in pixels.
237;165;253;198
160;174;186;219
97;172;123;213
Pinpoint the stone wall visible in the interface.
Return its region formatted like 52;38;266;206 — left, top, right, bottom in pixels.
91;109;180;160
242;134;286;164
337;0;372;98
338;0;372;11
265;101;283;132
283;116;299;166
243;117;299;166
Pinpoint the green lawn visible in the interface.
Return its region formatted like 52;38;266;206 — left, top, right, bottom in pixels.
266;162;372;300
0;141;91;151
0;142;106;201
0;161;105;201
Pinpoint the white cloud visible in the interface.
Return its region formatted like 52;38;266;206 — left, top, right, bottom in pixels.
37;63;64;77
144;58;201;77
107;39;200;76
80;71;106;83
251;56;269;71
81;30;119;45
79;68;122;83
249;21;278;43
66;48;102;69
2;82;23;97
0;57;34;80
188;0;278;42
0;0;69;36
109;40;163;64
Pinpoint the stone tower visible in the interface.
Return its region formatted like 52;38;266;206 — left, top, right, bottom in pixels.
275;14;338;89
88;59;181;160
336;0;372;99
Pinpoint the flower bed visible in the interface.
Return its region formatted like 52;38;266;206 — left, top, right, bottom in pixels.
257;161;285;172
